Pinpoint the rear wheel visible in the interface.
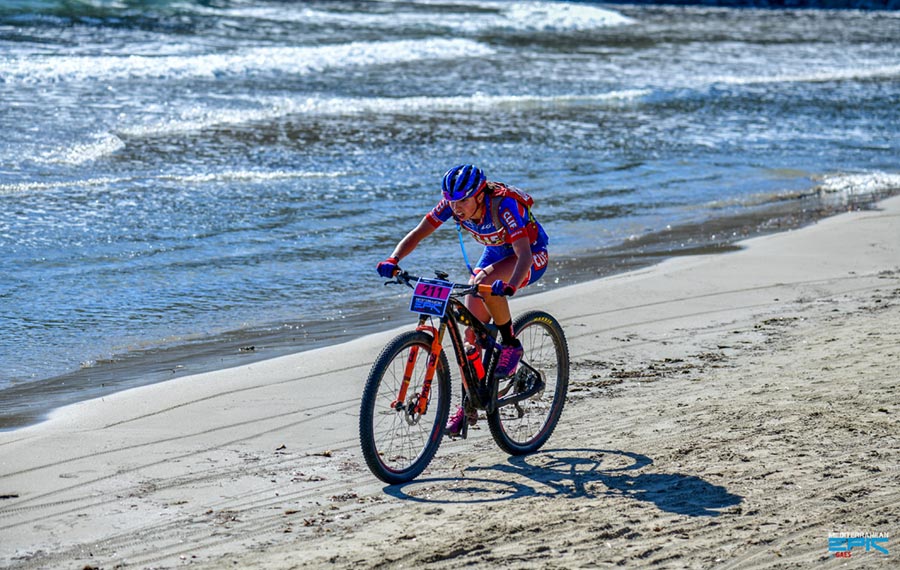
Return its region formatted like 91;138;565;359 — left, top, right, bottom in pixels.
359;331;451;484
487;311;569;455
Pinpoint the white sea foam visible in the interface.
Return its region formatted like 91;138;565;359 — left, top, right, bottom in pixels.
713;65;900;86
118;102;301;138
119;90;649;139
0;170;345;195
498;1;634;31
0;176;126;195
817;172;900;197
39;132;126;166
28;90;646;165
222;1;633;32
157;170;347;185
348;89;650;115
1;38;494;83
30;89;647;165
699;171;900;211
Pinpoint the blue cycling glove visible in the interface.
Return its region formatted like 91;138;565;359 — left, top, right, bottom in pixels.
376;256;399;278
491;280;516;297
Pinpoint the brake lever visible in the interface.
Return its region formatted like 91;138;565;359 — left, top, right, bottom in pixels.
456;284;481;298
384;270;413;287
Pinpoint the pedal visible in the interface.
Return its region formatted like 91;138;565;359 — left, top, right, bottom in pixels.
513;402;525;419
444;424;468;440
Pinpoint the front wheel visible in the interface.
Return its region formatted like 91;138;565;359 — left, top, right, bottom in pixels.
359;331;451;484
487;311;569;455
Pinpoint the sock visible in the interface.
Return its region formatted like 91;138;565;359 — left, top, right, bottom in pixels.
496;320;515;346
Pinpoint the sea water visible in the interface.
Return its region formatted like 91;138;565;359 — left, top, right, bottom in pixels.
1;1;898;426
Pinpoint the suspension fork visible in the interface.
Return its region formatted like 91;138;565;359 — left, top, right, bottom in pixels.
391;315;446;415
414;318;447;415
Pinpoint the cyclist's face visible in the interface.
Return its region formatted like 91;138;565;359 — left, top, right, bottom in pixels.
450;193;482;221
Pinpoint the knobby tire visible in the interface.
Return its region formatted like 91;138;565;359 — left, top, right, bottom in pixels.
487;310;569;455
359;330;451;484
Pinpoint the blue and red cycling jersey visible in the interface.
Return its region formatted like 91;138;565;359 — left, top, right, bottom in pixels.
425;189;550;285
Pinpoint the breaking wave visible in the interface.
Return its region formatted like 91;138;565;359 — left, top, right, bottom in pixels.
217;0;634;33
1;38;494;83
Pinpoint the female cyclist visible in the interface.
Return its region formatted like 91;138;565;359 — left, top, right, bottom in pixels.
376;164;550;436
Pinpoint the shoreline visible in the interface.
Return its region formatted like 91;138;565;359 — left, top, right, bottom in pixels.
2;186;896;431
0;195;898;568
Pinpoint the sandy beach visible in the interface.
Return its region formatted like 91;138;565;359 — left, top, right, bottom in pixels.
1;196;898;569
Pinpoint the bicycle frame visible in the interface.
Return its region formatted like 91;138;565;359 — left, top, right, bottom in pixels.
422;296;497;413
441;300;545;416
391;272;544;427
362;269;569;482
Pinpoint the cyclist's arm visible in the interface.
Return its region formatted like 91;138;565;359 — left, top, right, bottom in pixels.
509;236;533;289
495;196;533;289
390;217;437;262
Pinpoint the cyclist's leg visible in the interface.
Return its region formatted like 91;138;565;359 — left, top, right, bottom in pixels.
484;250;546;377
463;246;549;356
467;246;548;326
477;256;518;325
452;248;548;431
464;246;506;341
453;249;509;436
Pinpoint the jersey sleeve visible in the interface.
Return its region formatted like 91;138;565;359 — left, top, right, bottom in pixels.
425;198;453;228
496;196;529;242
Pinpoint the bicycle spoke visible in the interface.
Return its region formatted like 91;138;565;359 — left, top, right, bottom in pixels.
360;331;450;484
488;311;569;455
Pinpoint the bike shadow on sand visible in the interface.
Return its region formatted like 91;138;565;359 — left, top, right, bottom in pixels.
384;448;742;517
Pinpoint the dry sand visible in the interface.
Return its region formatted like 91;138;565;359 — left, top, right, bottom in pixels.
1;196;898;569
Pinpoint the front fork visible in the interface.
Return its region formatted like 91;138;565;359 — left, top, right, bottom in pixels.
390;314;500;419
392;316;446;416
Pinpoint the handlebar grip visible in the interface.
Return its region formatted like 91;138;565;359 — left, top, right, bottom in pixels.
476;283;494;296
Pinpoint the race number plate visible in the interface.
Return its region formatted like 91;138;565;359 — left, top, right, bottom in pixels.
409;278;453;317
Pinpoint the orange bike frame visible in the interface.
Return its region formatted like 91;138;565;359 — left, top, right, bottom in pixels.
391;316;446;415
391;283;495;415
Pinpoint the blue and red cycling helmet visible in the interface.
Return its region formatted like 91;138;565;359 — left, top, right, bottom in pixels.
442;164;486;202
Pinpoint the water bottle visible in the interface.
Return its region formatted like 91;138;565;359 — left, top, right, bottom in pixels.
466;344;485;382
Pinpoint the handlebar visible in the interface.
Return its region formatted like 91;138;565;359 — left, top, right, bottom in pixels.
386;269;494;297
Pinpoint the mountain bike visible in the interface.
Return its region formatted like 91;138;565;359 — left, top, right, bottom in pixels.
359;269;569;484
